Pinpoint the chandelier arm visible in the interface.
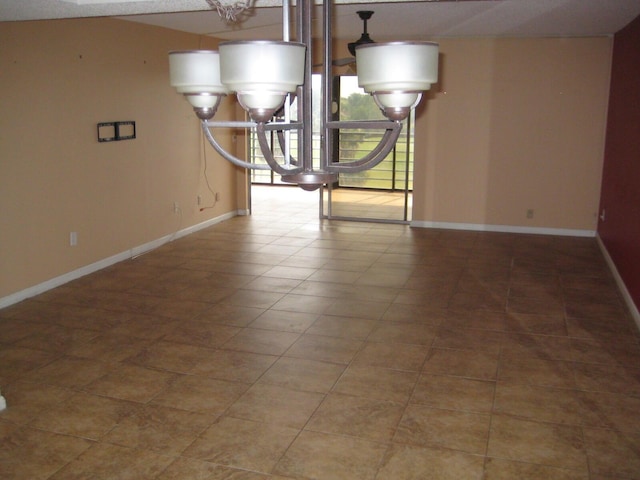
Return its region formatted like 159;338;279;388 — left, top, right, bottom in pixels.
275;130;301;166
201;120;271;170
255;122;304;175
206;119;302;132
328;122;403;173
328;119;402;130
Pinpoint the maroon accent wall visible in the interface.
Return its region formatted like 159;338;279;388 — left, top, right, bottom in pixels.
599;14;640;311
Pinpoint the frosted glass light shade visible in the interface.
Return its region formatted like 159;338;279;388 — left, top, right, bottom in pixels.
169;50;228;94
219;41;305;121
185;94;221;109
219;41;305;93
356;42;439;94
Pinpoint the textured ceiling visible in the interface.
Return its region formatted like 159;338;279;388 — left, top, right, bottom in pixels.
1;0;640;41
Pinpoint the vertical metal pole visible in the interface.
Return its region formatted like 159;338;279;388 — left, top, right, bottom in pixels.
322;0;333;173
282;0;291;167
298;0;313;174
403;112;412;221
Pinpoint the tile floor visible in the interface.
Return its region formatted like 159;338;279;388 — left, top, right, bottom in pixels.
1;186;640;479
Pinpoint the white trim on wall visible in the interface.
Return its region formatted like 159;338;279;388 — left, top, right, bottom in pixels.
596;234;640;331
410;220;596;238
0;210;239;310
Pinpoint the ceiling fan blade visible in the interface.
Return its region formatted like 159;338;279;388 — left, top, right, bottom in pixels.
312;11;374;69
334;57;356;66
312;57;356;68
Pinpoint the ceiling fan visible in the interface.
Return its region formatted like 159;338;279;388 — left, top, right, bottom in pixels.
316;10;377;68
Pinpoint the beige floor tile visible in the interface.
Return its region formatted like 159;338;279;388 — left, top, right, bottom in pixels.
49;442;174;479
0;346;60;385
411;374;495;413
262;265;317;280
14;324;98;353
324;298;390;320
22;355;111;389
579;391;640;431
493;383;586;425
582;427;640;479
258;356;345;393
2;187;639;480
306;314;378;340
190;349;278;383
222;290;285;310
308;263;368;284
306;392;404;441
448;291;507;312
498;354;576;388
0;318;53;344
291;279;357;297
127;340;214;374
221;328;300;356
271;293;334;314
503;312;568;335
368;322;438;346
565;316;637;340
433;325;504;353
248;309;318;333
0;426;93;480
573;362;640;396
162;321;241;349
570;337;640;365
442;309;509;331
103;404;215;455
382;303;447;325
507;295;565;316
352;341;428;371
274;430;387;480
84;363;176;403
158;457;272;479
106;312;180;339
487;415;588;472
195;303;265;327
394;404;490;454
29;391;138;440
501;333;574;361
226;383;324;428
333;365;418;403
285;333;363;364
66;332;151;363
0;380;74;425
483;458;588;480
376;443;485;480
182;416;298;473
151;374;249;415
243;273;303;293
423;347;499;380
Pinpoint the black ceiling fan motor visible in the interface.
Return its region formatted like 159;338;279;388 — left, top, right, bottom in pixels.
348;11;375;57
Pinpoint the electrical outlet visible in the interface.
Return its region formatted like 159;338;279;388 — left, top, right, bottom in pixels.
526;209;534;219
69;231;78;246
173;201;180;214
197;195;202;206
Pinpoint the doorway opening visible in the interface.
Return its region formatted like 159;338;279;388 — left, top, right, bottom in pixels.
249;75;415;223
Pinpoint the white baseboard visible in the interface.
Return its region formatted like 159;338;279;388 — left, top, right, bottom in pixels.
596;234;640;331
410;220;596;238
0;210;238;310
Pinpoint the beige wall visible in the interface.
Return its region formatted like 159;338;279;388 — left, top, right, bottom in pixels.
0;18;242;299
413;37;612;231
0;18;614;302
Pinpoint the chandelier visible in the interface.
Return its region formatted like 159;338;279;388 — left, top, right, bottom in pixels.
169;0;438;191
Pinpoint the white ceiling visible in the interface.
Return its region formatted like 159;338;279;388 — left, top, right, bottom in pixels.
1;0;640;41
